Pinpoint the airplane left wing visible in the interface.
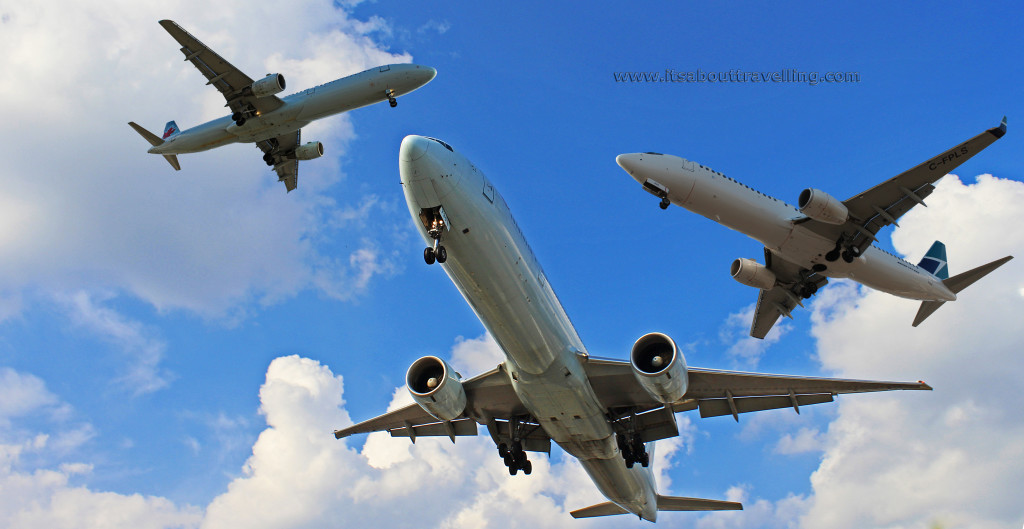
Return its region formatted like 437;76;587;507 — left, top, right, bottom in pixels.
257;131;301;192
334;366;548;449
810;118;1007;252
158;20;285;115
749;249;828;339
583;357;930;425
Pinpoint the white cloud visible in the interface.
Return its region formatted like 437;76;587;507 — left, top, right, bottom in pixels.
0;1;413;321
774;427;825;455
720;303;792;368
795;174;1024;529
0;368;59;425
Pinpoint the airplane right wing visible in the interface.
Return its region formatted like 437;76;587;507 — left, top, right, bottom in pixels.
158;20;285;116
749;249;828;339
257;131;301;192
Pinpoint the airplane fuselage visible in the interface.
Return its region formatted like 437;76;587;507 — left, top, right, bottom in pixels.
618;153;955;301
399;136;660;521
149;64;435;155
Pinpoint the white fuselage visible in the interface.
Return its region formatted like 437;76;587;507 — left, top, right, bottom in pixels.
149;64;436;155
399;136;660;521
617;153;955;301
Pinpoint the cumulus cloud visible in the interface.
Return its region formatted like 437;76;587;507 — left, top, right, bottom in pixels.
795;174;1024;529
719;303;792;368
0;0;412;321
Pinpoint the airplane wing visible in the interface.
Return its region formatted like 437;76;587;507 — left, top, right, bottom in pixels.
334;365;551;451
257;131;301;192
158;20;285;115
749;249;828;339
582;357;930;425
804;118;1007;251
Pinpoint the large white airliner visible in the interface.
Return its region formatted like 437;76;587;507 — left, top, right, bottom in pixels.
617;119;1013;338
129;20;436;192
333;135;931;521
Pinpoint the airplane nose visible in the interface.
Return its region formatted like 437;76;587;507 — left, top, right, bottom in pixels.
400;135;431;162
616;153;644;181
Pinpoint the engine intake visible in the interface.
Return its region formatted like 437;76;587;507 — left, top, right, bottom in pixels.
798;188;849;225
251;73;286;98
406;356;467;421
294;141;324;161
630;332;688;404
731;258;776;290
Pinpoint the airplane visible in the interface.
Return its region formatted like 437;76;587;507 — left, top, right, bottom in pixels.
128;20;436;192
617;118;1014;339
332;135;932;522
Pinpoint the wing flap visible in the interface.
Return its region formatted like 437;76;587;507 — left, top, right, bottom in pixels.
388;419;478;440
698;393;833;419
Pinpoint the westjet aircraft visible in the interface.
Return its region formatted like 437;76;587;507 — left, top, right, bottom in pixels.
129;20;435;192
617;118;1013;338
333;136;931;521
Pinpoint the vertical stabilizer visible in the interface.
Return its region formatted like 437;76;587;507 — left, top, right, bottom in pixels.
162;121;181;139
917;241;949;279
912;254;1013;327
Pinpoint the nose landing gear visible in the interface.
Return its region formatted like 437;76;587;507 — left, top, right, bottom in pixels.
385;88;397;108
423;213;447;265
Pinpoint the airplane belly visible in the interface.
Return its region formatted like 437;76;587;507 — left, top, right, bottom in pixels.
578;455;658;517
776;224;835;263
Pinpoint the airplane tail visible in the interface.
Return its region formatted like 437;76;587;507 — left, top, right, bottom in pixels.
161;120;181;139
128;121;181;171
570;495;742;519
912;253;1014;327
917;241;949;279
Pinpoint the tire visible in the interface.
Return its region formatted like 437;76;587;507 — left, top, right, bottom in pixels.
625;458;634;469
524;460;532;475
436;246;447;264
659;201;669;210
640;453;650;467
424;247;436;265
842;251;854;263
509;466;517;476
389;100;398;108
825;250;839;262
498;443;509;458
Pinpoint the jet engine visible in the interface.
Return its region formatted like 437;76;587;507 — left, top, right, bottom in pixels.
730;258;776;290
251;73;286;98
294;141;324;160
798;188;849;225
630;332;688;404
406;356;467;421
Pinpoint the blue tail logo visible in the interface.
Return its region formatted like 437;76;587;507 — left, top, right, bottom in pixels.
162;121;180;139
918;241;949;279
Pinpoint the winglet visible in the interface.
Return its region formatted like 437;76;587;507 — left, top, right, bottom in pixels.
990;116;1008;139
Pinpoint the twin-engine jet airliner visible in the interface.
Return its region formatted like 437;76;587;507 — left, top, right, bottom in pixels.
129;20;435;192
333;135;931;521
617;118;1013;338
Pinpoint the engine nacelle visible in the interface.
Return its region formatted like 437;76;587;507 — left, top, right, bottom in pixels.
251;73;286;98
630;332;688;404
730;258;776;290
406;356;467;421
294;141;324;161
798;188;849;225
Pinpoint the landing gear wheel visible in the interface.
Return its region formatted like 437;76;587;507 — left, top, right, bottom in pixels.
523;460;532;475
389;99;398;108
436;245;447;264
801;283;818;299
625;458;635;469
639;452;650;468
509;466;517;476
659;197;670;210
263;153;274;163
497;443;509;458
424;247;436;265
235;117;246;127
841;250;855;263
825;249;840;262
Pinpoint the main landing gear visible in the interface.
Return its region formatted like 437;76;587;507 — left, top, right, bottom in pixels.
825;240;861;264
423;215;447;265
498;441;532;476
385;88;397;108
617;432;649;468
231;104;258;127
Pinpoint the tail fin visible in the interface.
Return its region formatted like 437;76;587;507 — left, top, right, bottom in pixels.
917;241;949;279
569;496;742;519
912;254;1014;326
162;121;181;139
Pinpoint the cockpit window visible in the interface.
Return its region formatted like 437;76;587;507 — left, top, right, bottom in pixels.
426;137;454;152
643;152;663;155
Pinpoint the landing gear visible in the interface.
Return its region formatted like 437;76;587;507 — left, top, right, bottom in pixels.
385;88;397;108
799;282;818;299
841;246;860;264
617;433;649;468
423;211;447;265
498;441;531;476
659;197;670;210
826;238;862;264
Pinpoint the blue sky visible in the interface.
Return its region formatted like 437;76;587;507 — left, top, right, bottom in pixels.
0;1;1022;528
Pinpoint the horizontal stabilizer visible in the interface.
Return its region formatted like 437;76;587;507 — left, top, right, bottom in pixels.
912;255;1013;327
569;502;629;519
128;121;164;147
163;154;181;171
657;494;743;511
